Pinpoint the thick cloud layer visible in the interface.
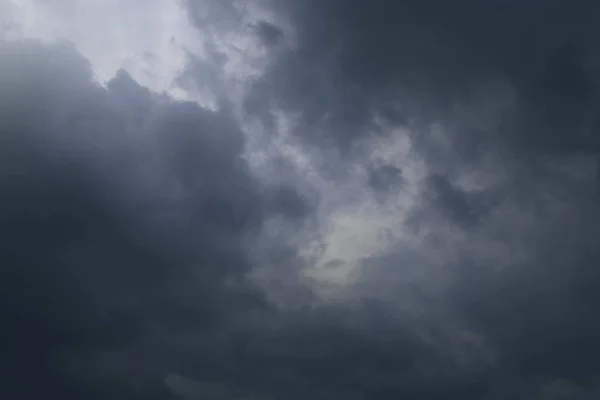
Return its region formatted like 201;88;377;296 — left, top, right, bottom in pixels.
0;40;305;399
5;0;600;398
241;0;600;397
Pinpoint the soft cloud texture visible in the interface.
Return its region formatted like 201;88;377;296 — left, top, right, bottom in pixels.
0;39;305;399
3;0;600;399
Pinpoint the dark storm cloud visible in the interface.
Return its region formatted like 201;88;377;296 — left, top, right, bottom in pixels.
246;0;600;157
185;0;600;398
0;39;311;399
162;302;495;399
253;20;284;47
421;173;498;228
367;163;403;193
6;0;600;398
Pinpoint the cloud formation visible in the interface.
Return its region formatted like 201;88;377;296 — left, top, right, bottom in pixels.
4;0;600;398
0;39;304;399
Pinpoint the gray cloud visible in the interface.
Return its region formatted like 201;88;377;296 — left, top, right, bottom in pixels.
249;0;600;160
0;39;307;399
6;0;600;398
188;0;600;397
253;21;284;47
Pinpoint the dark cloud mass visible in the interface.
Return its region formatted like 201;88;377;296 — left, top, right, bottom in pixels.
246;0;600;397
0;40;296;399
5;0;600;398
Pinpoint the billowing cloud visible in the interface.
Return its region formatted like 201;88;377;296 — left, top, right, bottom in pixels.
4;0;600;398
208;0;600;397
0;39;308;399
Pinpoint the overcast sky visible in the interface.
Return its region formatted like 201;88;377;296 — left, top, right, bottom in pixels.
2;0;600;399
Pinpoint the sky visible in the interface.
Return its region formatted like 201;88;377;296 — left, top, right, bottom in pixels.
2;0;600;399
